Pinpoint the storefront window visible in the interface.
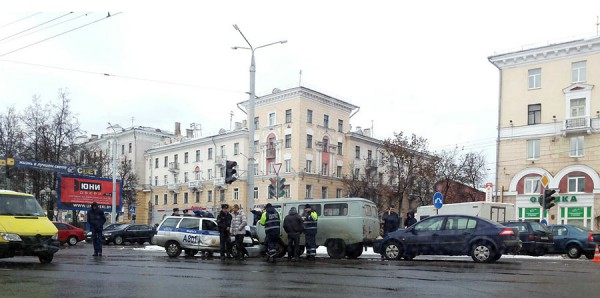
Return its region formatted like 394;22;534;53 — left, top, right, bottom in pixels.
559;206;592;228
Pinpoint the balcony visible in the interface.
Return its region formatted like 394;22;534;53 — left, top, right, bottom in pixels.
188;181;202;191
215;155;227;166
266;148;276;159
141;184;152;192
563;116;591;135
366;158;378;168
167;183;179;192
213;177;226;188
168;162;180;173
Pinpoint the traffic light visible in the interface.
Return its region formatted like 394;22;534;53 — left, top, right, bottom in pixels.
225;160;237;184
278;178;286;197
543;189;556;210
268;178;276;198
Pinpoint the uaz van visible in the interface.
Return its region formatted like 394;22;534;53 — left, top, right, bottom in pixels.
0;190;60;263
256;198;380;259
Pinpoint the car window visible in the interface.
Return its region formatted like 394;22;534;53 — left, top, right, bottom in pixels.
444;216;476;230
553;226;568;236
300;204;321;216
179;218;200;230
364;205;372;216
202;219;218;231
414;216;445;231
161;218;181;228
371;206;378;218
323;203;348;216
530;222;549;232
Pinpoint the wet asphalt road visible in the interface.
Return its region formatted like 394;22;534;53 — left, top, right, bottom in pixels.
1;242;600;298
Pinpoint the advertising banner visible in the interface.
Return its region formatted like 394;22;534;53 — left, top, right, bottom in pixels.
58;175;122;211
11;158;99;176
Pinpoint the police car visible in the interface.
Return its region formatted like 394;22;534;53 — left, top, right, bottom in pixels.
154;216;263;258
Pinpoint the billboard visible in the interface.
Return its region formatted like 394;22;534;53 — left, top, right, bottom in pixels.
58;175;122;211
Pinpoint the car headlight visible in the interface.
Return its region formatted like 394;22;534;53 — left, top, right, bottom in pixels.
0;232;22;241
51;233;58;240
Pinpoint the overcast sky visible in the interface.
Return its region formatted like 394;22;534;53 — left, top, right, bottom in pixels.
2;1;600;184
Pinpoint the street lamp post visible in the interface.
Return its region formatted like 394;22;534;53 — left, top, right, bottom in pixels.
108;123;118;224
232;24;286;221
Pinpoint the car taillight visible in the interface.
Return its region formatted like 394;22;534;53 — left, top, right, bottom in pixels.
499;228;515;237
528;235;536;240
588;233;594;242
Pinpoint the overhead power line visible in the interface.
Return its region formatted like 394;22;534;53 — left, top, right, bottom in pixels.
0;12;93;45
0;12;42;29
0;12;74;43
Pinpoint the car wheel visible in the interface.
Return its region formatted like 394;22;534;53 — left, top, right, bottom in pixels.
67;236;78;246
382;241;402;260
566;244;582;259
114;236;124;245
326;239;346;259
471;241;495;263
39;253;54;264
166;241;182;258
345;243;363;259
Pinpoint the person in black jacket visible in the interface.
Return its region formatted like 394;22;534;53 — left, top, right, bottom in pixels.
283;207;304;262
381;206;400;235
87;202;106;257
217;204;233;260
260;203;281;263
404;211;417;228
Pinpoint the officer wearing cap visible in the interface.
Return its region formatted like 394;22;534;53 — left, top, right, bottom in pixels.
260;203;281;263
302;204;318;260
171;208;180;216
217;204;233;260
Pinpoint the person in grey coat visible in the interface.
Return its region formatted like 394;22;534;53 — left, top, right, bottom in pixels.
230;204;247;260
283;207;304;262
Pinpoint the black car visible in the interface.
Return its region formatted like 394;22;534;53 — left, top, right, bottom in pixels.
373;215;522;263
103;224;157;245
85;223;125;243
547;224;600;259
500;221;553;256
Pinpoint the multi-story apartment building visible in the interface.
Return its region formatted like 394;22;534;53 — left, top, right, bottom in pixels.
141;87;385;225
489;36;600;229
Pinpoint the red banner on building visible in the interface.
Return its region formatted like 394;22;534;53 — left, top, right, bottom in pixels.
58;175;122;211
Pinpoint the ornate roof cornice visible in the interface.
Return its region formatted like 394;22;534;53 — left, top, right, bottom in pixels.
489;36;600;69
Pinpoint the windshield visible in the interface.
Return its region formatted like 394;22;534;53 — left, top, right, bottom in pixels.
0;194;46;216
530;222;550;232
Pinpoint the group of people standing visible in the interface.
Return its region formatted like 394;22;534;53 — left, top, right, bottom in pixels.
381;205;418;235
216;204;247;260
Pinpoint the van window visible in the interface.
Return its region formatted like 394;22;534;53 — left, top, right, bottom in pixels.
300;204;321;216
364;205;372;216
179;218;200;230
202;219;218;231
161;218;181;228
323;203;348;216
370;206;377;218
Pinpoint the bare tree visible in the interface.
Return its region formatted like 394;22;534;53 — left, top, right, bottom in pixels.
119;155;139;212
436;147;464;200
459;151;487;190
0;106;26;190
342;161;388;211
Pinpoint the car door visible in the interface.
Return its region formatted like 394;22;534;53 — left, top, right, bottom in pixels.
178;217;202;250
550;225;568;253
440;216;475;255
406;216;446;255
199;218;220;249
124;225;138;242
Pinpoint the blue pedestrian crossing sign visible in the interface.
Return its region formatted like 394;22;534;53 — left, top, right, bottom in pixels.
433;192;444;209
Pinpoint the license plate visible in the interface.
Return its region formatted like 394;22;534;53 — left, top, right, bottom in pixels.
540;236;548;240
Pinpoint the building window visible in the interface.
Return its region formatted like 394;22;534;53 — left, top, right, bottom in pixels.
154;195;158;205
528;104;541;125
570;136;584;157
164;156;168;167
207;190;212;202
568;176;585;193
128;143;132;153
285;159;291;173
307;109;313;123
163;194;167;205
173;174;178;184
337;166;342;178
570;98;586;118
184;192;188;204
336;189;342;198
322;138;329;153
285;134;291;148
195;192;200;203
306;160;312;173
155;158;159;168
321;186;328;199
195;172;201;181
367;150;372;161
121;144;125;155
234;143;239;155
526;139;540;160
254;140;259;153
306;185;312;199
154;176;158;186
338;119;343;132
254;117;259;129
220;145;225;157
269;112;276;126
219;189;225;202
338;142;343;155
285;109;292;123
307;134;312;148
174;154;178;164
195;150;200;162
321;163;328;176
283;185;290;198
184;172;189;183
572;61;586;83
528;68;541;89
355;146;360;159
323;114;329;128
253;187;259;200
163;175;168;185
354;168;360;178
524;177;541;194
207;169;212;179
233;188;239;201
184;152;189;163
208;148;213;160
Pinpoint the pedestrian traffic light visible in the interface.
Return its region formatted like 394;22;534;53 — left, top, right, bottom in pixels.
543;189;556;210
278;178;286;197
268;178;276;198
225;160;237;184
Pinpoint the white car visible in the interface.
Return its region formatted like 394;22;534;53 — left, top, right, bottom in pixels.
154;216;263;258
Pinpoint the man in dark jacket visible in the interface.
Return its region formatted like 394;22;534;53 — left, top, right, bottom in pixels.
260;203;281;263
217;204;233;260
302;204;318;260
381;205;400;235
87;202;106;257
283;207;304;262
404;211;417;228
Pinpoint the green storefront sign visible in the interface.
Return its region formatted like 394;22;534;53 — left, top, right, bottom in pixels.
567;207;585;218
524;208;541;218
529;195;578;203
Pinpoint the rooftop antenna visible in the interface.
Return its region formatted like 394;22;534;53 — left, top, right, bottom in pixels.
230;110;234;130
299;69;302;86
131;116;135;128
596;16;599;36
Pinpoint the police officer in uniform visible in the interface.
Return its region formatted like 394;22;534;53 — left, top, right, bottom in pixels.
260;203;281;263
302;204;318;260
217;204;233;260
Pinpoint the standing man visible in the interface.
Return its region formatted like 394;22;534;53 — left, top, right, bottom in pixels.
283;207;304;262
87;202;106;257
260;203;281;263
382;205;400;235
230;204;247;260
217;204;233;260
404;211;417;228
302;204;318;261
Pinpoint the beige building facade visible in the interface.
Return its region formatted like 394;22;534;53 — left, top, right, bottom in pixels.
489;36;600;229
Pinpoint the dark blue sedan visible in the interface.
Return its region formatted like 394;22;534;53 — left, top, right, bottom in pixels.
373;215;522;263
547;225;600;259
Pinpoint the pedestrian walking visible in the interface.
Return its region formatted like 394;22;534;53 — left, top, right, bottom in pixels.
283;207;304;262
302;204;318;260
382;205;400;235
404;211;417;228
87;202;106;257
230;204;247;260
217;204;233;260
260;203;281;263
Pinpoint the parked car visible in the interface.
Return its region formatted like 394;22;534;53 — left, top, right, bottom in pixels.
85;223;125;243
103;224;156;245
52;222;85;246
373;215;522;263
500;221;553;256
547;224;600;259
